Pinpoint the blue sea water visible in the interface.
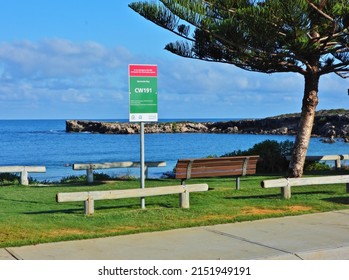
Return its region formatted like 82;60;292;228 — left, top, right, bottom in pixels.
0;119;348;182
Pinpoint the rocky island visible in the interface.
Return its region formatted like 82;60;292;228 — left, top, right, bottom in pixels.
66;109;349;141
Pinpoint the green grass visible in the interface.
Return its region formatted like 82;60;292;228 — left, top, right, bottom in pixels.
1;174;349;248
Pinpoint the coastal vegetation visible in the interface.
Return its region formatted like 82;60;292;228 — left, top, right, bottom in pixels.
221;140;294;173
1;170;349;248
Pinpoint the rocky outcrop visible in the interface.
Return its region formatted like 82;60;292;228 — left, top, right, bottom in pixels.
65;120;210;134
66;109;349;139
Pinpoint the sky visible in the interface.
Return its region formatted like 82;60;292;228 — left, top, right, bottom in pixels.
0;0;348;120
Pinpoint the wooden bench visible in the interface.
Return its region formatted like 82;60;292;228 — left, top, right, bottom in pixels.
56;183;208;215
261;175;349;199
175;156;259;189
72;161;166;183
0;166;46;186
286;154;349;169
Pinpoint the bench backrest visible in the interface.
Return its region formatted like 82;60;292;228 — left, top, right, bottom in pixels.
175;156;259;180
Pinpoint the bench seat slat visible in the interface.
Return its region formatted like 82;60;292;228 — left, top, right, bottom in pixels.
175;157;259;164
175;167;257;179
176;170;256;179
57;184;209;203
177;156;259;161
0;166;46;186
57;184;209;215
0;166;46;173
176;160;257;167
190;161;258;168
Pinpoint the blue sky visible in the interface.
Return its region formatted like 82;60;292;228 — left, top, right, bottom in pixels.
0;0;348;120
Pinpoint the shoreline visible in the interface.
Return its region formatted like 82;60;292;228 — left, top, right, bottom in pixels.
66;109;349;141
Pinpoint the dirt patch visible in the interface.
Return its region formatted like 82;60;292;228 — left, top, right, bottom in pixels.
46;226;142;237
287;205;312;212
104;226;141;234
241;205;312;215
178;205;314;224
45;228;87;238
241;208;284;215
187;214;238;224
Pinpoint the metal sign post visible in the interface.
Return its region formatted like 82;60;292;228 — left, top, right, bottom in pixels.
128;64;158;209
140;121;145;209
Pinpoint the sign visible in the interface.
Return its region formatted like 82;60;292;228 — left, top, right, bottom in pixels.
129;64;158;122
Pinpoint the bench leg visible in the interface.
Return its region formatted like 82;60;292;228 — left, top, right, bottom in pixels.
144;166;149;179
87;168;94;184
180;191;190;208
336;158;341;169
281;186;291;199
20;169;29;186
236;177;240;190
84;196;94;215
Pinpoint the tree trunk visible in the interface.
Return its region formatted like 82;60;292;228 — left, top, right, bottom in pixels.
288;73;319;178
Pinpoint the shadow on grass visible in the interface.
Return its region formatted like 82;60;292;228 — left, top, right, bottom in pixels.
1;197;46;204
224;194;281;199
23;202;177;215
23;208;85;215
322;196;349;205
226;190;335;200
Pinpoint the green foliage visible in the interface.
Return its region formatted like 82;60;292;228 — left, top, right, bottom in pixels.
129;0;349;75
0;173;20;185
221;140;294;173
206;154;218;158
171;122;178;132
93;173;113;181
0;173;41;186
59;172;138;184
59;175;88;184
304;161;332;171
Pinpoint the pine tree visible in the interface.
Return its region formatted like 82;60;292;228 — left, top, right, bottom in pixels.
129;0;349;177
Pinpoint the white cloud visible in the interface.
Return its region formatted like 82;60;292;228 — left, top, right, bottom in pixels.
1;38;348;119
61;89;90;103
0;39;131;79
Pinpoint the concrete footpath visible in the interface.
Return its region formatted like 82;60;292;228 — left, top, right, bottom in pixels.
1;210;349;260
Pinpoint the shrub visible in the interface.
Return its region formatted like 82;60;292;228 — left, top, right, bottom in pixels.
304;161;331;171
59;172;113;184
221;140;294;173
59;175;87;184
94;172;112;181
0;173;20;185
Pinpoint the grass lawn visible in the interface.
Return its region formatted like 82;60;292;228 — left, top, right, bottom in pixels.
1;173;349;248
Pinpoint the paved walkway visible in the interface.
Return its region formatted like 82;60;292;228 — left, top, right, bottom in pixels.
1;210;349;260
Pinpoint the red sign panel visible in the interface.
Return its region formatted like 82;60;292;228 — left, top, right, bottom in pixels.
129;64;157;77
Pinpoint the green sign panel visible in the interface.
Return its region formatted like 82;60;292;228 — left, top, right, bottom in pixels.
129;64;158;122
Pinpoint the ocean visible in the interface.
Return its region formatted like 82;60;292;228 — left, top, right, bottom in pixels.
0;119;348;182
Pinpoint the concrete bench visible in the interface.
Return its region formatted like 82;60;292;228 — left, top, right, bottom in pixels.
56;183;208;215
175;156;259;189
286;154;349;169
261;175;349;199
72;161;166;183
0;166;46;185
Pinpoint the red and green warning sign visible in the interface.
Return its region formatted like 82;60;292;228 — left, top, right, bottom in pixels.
129;64;158;122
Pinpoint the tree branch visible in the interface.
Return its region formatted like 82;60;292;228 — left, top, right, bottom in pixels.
306;0;334;22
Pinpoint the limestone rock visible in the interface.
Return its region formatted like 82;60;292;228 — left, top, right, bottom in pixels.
65;109;349;139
